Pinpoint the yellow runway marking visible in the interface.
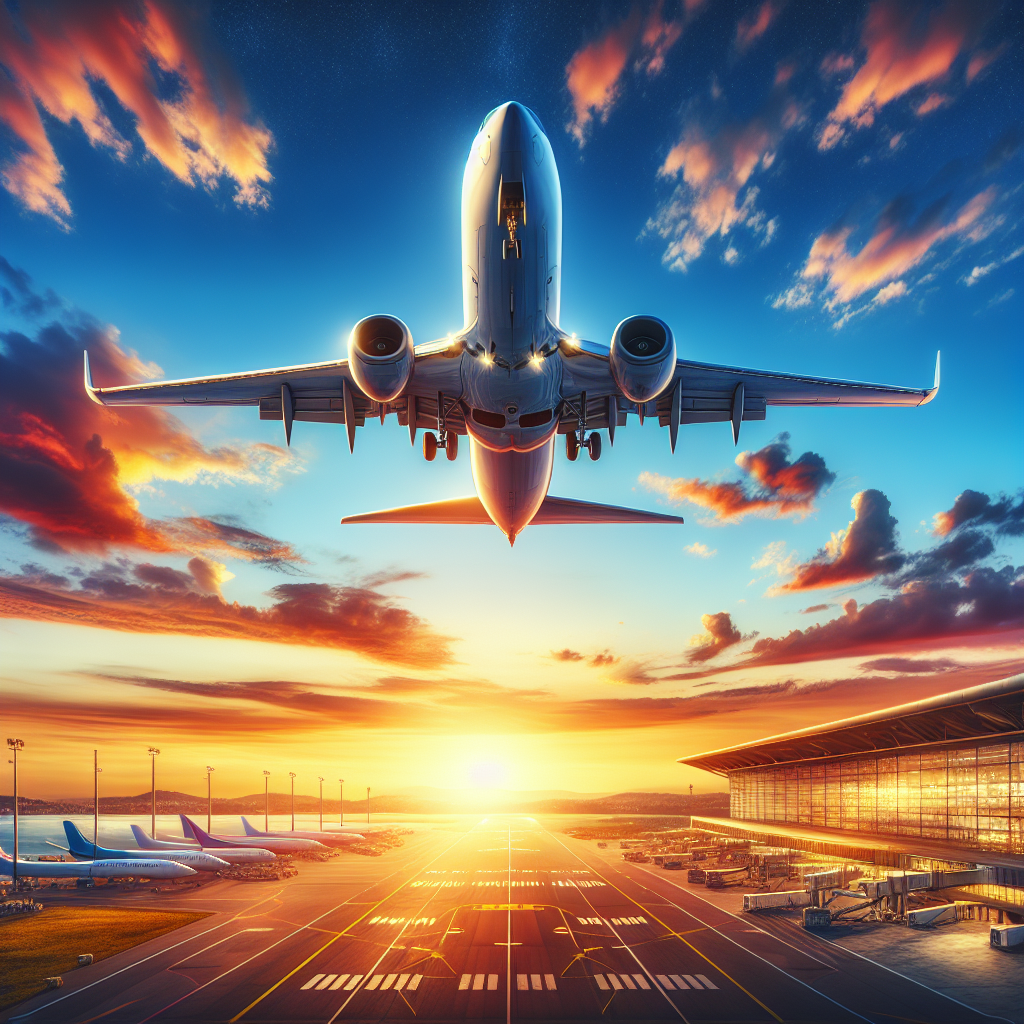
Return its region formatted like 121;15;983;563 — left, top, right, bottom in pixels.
77;1002;137;1024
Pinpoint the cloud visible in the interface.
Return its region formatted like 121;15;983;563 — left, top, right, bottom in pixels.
0;262;298;561
782;185;996;313
0;0;273;226
773;489;905;592
641;432;835;522
551;648;585;662
684;542;716;558
987;288;1014;308
564;2;698;143
915;92;951;115
746;566;1023;666
650;77;804;270
735;2;782;53
688;611;743;663
550;648;621;668
817;0;990;151
589;651;619;667
800;603;832;614
961;244;1024;286
966;42;1009;83
860;656;961;673
933;489;1024;537
0;561;454;668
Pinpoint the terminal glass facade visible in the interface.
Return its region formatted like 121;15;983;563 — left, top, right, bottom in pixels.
729;739;1024;854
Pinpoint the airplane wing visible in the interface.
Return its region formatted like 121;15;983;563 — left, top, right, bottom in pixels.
84;338;466;451
558;341;940;448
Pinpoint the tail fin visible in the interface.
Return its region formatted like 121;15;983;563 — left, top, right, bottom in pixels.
241;815;264;837
131;824;159;849
182;815;232;848
179;813;199;842
63;820;95;857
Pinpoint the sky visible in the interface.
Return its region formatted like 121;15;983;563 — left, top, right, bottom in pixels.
1;0;1022;804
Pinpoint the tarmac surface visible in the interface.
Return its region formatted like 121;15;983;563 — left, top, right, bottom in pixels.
3;816;1018;1024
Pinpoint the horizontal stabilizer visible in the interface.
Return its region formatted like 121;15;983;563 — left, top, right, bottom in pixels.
341;495;683;526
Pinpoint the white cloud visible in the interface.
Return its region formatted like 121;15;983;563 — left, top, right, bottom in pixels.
685;542;717;558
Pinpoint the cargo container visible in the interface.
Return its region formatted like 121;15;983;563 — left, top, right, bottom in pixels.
705;867;748;889
802;907;832;929
662;858;683;870
743;890;811;912
990;924;1024;950
687;868;707;884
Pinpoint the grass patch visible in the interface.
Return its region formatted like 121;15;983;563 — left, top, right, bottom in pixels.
0;905;210;1010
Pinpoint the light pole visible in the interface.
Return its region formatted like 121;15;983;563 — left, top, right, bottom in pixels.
338;779;344;827
93;750;102;853
7;739;24;888
206;766;215;832
263;770;271;832
366;786;371;826
148;748;160;838
318;777;324;831
289;772;296;831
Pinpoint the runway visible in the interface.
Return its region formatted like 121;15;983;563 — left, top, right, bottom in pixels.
4;816;1006;1024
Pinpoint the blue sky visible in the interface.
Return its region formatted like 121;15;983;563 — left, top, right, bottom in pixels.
1;0;1022;800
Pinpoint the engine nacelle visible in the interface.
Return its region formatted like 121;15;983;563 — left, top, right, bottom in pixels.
609;315;676;404
347;315;414;403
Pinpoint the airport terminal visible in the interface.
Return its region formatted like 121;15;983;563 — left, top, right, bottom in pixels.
679;673;1024;916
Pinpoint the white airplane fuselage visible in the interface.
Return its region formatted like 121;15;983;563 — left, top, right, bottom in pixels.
458;102;564;541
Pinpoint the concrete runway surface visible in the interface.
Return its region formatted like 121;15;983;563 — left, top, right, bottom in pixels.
3;816;1011;1024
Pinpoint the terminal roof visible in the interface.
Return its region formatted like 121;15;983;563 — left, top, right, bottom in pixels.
678;673;1024;774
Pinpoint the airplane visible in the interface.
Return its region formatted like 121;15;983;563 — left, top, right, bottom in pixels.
83;101;939;545
239;816;366;844
180;814;328;853
61;821;230;872
129;824;276;864
1;843;196;881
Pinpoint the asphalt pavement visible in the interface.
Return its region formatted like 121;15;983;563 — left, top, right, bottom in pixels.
4;816;1012;1024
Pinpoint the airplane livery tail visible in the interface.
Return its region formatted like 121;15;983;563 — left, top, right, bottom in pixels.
63;820;97;857
181;815;231;848
131;824;159;849
240;816;264;837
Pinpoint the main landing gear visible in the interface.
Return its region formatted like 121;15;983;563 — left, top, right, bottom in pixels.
564;390;602;462
423;391;460;462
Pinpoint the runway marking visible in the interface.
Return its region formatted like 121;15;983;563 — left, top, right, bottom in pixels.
545;973;557;990
76;1002;138;1024
316;975;338;991
365;974;384;990
530;973;542;990
516;974;528;991
682;974;703;990
595;975;610;990
669;975;688;989
380;974;399;990
620;974;637;989
301;974;325;990
343;975;363;990
488;974;499;991
459;974;471;990
329;974;350;990
230;828;475;1022
657;975;675;989
632;973;651;990
406;975;422;991
395;974;410;991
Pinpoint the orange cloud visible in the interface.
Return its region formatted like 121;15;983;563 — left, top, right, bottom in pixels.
797;186;995;306
735;2;782;53
0;563;454;669
565;2;696;143
0;261;297;561
933;489;1024;538
641;433;835;522
966;42;1008;82
915;91;951;115
775;489;906;592
818;0;988;151
688;612;743;663
652;82;803;269
0;0;273;226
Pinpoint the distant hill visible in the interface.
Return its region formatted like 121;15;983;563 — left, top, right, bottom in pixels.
0;789;728;817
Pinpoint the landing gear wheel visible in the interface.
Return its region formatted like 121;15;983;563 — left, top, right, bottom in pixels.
566;433;580;461
423;431;437;461
587;432;602;461
445;432;459;461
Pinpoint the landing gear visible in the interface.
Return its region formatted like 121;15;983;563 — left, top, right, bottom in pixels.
587;432;601;461
423;432;437;461
424;392;460;462
563;390;603;463
445;432;459;461
566;433;579;461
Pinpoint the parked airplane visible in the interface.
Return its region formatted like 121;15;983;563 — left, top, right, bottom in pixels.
84;101;939;544
129;825;275;864
239;816;365;844
1;843;196;880
181;815;328;853
61;821;229;871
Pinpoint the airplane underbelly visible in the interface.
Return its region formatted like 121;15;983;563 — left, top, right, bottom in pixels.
470;437;555;543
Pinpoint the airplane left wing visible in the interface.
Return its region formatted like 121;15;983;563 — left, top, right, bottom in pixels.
84;341;466;450
559;342;939;449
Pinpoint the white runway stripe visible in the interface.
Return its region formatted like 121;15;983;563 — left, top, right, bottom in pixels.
487;974;498;990
595;974;610;990
301;974;325;990
620;974;637;990
608;974;623;990
544;974;556;990
458;974;471;991
695;973;718;989
365;974;384;990
517;974;528;990
656;974;674;989
682;974;702;990
407;975;422;991
380;974;398;990
669;975;688;989
530;974;542;990
315;974;337;990
329;974;350;990
395;974;410;991
472;974;485;990
632;974;650;990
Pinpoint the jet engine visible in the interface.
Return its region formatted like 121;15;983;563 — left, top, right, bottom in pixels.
609;315;676;404
347;315;414;403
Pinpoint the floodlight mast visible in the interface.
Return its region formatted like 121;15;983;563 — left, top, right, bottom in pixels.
366;786;371;825
318;777;324;831
93;749;102;854
206;766;215;832
263;770;271;832
7;739;24;888
148;747;160;838
289;772;297;830
339;778;344;827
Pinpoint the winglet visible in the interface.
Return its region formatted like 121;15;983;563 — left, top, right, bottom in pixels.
84;350;105;405
920;350;940;405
